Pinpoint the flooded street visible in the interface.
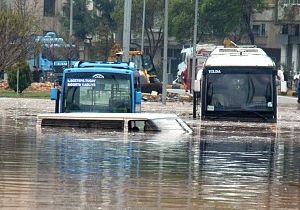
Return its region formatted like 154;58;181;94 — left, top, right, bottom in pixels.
0;96;299;209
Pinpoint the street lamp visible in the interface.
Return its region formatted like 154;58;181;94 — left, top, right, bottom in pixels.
123;0;132;62
69;0;73;39
192;0;199;119
141;0;146;52
162;0;168;105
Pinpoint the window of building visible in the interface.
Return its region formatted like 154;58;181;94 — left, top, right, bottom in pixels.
252;23;266;36
261;24;266;36
290;24;300;36
282;25;288;34
282;24;300;35
283;0;300;5
44;0;56;17
62;4;67;17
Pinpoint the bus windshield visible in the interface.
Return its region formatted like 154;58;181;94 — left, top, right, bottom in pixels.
205;70;274;111
41;45;79;61
63;72;132;113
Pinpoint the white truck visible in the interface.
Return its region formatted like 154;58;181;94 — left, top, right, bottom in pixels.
175;44;216;91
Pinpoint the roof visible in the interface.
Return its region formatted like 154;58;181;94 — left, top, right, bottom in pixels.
38;113;179;121
180;44;216;56
65;61;136;74
205;47;275;67
73;61;135;69
63;67;133;75
37;113;193;134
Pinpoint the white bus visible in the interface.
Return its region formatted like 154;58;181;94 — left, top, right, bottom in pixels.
199;47;277;122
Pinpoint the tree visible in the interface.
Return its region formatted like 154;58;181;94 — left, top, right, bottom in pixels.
199;0;242;41
7;60;32;93
240;0;267;44
169;0;195;44
60;0;97;42
60;0;118;61
0;1;38;72
112;0;165;71
169;0;267;44
93;0;118;60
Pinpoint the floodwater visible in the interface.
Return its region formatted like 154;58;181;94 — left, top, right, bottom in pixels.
0;97;300;210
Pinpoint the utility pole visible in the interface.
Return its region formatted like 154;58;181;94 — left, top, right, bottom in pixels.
192;0;199;119
69;0;73;67
123;0;132;62
141;0;146;52
162;0;168;105
69;0;73;39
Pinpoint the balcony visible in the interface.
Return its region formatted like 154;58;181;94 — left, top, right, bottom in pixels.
277;3;300;22
276;34;300;44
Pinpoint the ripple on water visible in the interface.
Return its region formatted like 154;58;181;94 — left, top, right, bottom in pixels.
0;115;300;209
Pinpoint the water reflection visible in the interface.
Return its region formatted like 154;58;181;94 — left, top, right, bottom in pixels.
0;115;300;209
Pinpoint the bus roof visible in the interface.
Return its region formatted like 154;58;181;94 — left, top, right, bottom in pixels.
63;67;134;75
73;61;136;70
205;47;275;67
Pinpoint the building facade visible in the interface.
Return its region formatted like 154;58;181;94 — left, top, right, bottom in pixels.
6;0;300;82
0;0;68;34
276;0;300;77
29;0;67;34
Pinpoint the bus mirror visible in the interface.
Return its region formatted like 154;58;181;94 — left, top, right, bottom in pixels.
194;80;201;92
135;91;142;104
50;88;59;100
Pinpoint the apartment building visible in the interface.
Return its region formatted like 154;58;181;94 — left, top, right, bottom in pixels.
6;0;298;80
30;0;67;34
276;0;300;76
253;1;281;60
0;0;68;34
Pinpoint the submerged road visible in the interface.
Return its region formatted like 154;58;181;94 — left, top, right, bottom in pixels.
0;95;299;124
0;96;299;209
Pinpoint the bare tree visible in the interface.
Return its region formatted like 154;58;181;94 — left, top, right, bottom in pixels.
0;0;39;71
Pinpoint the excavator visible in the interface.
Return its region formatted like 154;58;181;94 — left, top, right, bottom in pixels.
115;50;161;94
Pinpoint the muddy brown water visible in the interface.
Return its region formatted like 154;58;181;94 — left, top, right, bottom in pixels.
0;96;299;210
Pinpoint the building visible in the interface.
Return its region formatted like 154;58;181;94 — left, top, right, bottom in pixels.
251;0;300;89
252;0;281;64
276;0;300;79
5;0;300;84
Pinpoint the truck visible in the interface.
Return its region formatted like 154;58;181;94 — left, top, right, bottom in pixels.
175;44;216;91
50;61;142;113
198;46;278;122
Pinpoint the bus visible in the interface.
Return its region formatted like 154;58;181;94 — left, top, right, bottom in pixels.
50;61;142;113
199;47;278;122
27;32;79;81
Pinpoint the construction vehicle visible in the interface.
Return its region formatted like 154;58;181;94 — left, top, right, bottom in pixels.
116;50;162;94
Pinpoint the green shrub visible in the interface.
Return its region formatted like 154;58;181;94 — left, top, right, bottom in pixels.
8;61;32;93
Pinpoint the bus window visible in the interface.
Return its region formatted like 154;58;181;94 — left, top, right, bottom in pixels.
206;72;274;111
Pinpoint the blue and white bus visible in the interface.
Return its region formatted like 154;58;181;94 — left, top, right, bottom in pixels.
27;32;79;80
